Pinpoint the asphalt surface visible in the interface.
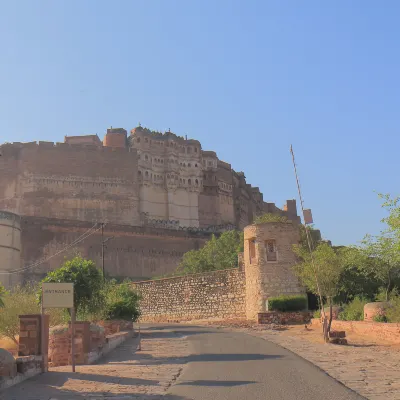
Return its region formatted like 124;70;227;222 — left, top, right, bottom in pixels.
163;325;366;400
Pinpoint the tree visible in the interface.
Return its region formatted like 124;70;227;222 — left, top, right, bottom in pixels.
335;247;380;304
39;256;105;317
293;242;344;341
0;285;40;344
359;234;400;301
176;231;244;275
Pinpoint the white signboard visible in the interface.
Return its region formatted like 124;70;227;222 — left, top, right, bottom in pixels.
42;283;74;308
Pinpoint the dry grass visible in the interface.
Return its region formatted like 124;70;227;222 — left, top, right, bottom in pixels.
0;336;18;356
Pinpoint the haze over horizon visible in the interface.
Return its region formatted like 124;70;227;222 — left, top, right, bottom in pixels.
1;1;399;246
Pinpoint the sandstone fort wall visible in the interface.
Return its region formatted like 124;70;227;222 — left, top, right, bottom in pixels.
17;216;208;285
133;268;246;322
0;142;140;226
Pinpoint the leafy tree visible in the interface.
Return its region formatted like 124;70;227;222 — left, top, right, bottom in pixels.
335;247;380;303
0;285;40;344
177;231;243;275
254;213;288;224
39;256;105;317
359;234;400;301
293;242;345;340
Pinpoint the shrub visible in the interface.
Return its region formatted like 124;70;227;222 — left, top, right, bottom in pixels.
0;284;40;344
372;314;388;323
313;309;321;318
338;297;367;321
386;296;400;323
254;213;289;224
104;281;141;321
268;295;308;312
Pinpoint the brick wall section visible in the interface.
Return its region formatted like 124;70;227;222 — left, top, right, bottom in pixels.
18;314;49;357
258;311;312;325
311;319;400;344
48;321;131;367
133;268;246;322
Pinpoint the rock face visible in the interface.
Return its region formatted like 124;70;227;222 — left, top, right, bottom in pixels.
0;349;17;378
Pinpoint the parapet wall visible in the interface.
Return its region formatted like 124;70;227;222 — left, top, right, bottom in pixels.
133;268;246;322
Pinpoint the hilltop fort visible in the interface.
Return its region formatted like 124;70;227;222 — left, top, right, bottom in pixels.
0;126;299;287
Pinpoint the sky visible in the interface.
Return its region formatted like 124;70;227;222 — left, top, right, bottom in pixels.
1;1;399;246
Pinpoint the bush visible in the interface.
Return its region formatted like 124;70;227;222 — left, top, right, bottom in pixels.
313;309;321;318
372;314;388;323
254;213;289;224
338;296;367;321
386;296;400;323
0;284;40;344
103;280;141;321
268;295;308;312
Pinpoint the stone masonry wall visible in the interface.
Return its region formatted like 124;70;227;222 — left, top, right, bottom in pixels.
133;268;246;322
18;216;208;283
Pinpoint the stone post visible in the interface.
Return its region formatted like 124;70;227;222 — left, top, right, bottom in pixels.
18;314;49;371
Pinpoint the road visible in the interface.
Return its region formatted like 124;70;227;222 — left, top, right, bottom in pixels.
164;325;366;400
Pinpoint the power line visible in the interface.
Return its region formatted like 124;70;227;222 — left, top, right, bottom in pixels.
0;223;101;275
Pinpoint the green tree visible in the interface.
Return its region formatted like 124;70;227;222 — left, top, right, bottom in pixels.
39;256;105;317
177;230;243;275
0;285;40;344
293;242;345;340
335;247;380;303
359;234;400;301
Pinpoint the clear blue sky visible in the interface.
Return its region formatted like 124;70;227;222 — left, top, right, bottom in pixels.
1;1;399;246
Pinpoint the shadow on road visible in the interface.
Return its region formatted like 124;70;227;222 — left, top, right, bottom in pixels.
109;352;283;366
178;379;257;387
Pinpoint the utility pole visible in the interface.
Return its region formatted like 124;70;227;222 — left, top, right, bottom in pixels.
101;223;114;281
290;145;328;341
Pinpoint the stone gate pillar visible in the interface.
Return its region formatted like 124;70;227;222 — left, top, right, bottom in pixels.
18;314;49;371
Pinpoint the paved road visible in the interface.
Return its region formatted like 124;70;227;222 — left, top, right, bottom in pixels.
165;325;366;400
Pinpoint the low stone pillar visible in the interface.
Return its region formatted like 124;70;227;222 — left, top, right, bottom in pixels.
18;314;49;357
70;321;90;365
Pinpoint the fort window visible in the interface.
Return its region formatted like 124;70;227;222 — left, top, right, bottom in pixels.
195;179;198;186
145;171;149;177
145;138;148;143
266;240;277;262
188;179;192;185
249;239;256;264
195;163;198;167
188;163;191;167
145;155;148;161
137;137;140;143
195;147;198;153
